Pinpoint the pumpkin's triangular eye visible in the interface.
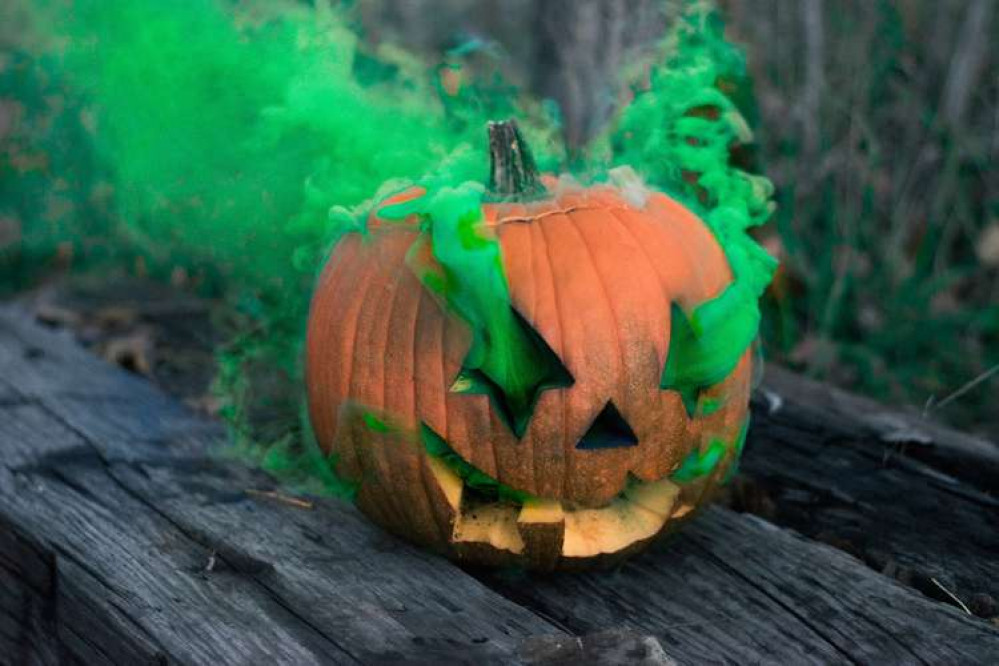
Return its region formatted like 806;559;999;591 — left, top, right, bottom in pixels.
662;286;760;418
576;401;639;450
661;303;710;418
451;308;573;438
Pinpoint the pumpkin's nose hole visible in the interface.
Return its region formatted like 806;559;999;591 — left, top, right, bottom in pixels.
576;401;639;450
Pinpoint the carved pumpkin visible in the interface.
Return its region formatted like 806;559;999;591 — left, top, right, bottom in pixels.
306;120;768;570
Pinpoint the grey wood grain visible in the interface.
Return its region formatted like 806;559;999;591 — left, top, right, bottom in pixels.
760;365;999;491
743;368;999;616
479;506;998;665
0;307;564;664
2;303;998;665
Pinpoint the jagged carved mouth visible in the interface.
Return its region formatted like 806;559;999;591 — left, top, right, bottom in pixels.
419;424;705;566
347;406;744;568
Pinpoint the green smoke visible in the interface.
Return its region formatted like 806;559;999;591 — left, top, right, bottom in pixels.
611;2;778;405
42;0;495;284
0;0;560;491
378;177;572;439
2;0;776;494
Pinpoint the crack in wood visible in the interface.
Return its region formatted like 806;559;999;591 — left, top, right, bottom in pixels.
2;306;997;664
686;539;866;666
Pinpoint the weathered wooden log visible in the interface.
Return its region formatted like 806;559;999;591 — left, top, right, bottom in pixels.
1;306;997;664
739;367;999;618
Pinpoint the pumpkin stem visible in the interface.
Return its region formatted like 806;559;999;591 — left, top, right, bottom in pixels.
487;119;545;199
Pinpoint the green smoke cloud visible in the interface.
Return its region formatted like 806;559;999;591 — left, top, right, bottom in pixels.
2;0;775;495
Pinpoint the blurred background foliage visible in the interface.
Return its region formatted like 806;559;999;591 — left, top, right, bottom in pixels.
358;0;999;437
1;0;997;446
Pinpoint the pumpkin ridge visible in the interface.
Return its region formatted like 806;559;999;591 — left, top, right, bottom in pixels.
604;206;684;305
521;221;563;498
603;206;729;481
441;307;469;471
658;197;734;300
345;415;390;531
404;281;424;427
309;238;366;442
410;288;450;545
565;209;628;380
616;205;720;310
562;209;635;481
519;220;540;496
596;210;672;378
482;372;502;502
661;216;717;306
443;310;500;480
532;218;569;499
324;239;380;475
387;273;437;539
569;206;673;483
415;278;449;439
602;207;673;368
538;212;621;502
648;206;714;304
425;290;454;537
370;268;409;531
353;241;408;514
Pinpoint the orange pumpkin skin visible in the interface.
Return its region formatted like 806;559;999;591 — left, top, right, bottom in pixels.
306;175;752;570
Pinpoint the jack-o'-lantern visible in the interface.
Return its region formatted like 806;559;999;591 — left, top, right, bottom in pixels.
306;120;773;570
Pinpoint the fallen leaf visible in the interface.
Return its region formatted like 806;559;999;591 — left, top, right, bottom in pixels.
99;327;155;375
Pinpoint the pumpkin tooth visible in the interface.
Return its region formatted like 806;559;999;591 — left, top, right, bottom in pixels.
516;499;566;571
561;478;680;559
425;455;463;512
452;503;525;555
